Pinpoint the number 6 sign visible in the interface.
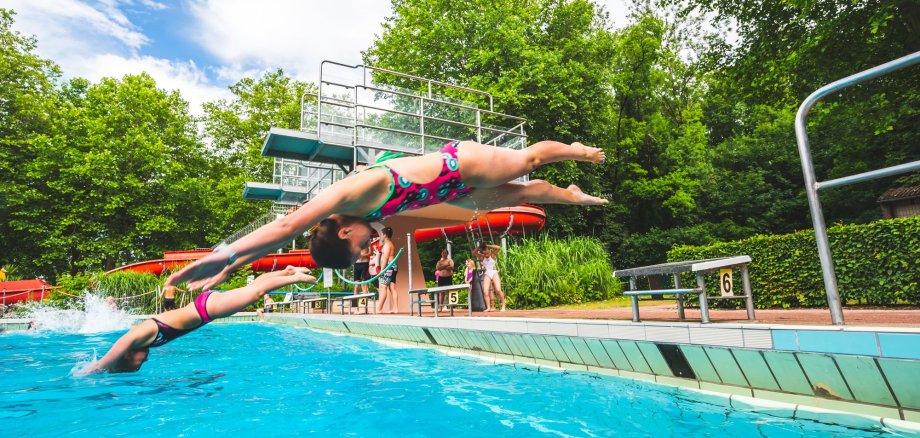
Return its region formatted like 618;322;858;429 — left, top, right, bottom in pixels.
719;268;734;297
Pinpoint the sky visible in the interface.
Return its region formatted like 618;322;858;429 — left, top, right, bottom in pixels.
7;0;631;115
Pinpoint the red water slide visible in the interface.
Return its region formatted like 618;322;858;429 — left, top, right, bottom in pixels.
107;205;545;275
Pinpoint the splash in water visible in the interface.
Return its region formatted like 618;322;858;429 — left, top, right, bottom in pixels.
24;293;136;334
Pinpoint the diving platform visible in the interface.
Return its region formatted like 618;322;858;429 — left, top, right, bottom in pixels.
242;182;283;202
261;127;354;166
228;60;531;245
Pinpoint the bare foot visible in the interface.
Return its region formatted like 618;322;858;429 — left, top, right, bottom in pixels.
500;305;506;312
567;185;608;205
572;142;605;164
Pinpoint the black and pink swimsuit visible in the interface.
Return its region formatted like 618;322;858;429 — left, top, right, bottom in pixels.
148;291;214;347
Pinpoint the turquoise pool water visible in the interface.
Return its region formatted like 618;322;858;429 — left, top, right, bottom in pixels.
0;323;908;437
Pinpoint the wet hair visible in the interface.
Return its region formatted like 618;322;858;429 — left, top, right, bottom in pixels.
382;227;393;238
309;218;355;269
109;349;146;373
477;241;487;251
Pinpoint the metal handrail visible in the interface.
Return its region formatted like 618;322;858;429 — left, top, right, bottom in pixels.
795;51;920;325
316;60;495;111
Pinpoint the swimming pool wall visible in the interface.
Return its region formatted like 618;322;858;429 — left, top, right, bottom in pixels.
263;313;920;427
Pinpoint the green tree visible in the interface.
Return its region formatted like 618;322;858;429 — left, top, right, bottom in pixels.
366;0;618;236
40;74;214;274
0;9;62;275
201;70;316;241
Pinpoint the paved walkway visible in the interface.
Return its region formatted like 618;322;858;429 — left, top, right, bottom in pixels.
404;305;920;326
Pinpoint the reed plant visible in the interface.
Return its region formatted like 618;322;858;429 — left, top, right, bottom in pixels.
502;235;620;309
94;271;164;314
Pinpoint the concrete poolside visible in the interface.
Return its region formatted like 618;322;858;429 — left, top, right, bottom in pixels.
380;305;920;326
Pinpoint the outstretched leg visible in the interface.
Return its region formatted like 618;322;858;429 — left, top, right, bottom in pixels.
457;141;604;188
207;267;314;319
448;179;607;211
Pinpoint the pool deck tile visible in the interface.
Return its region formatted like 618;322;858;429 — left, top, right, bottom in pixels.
882;418;920;434
689;327;745;347
812;398;901;419
699;382;752;397
655;375;699;389
752;389;816;407
795;353;854;401
834;355;897;406
617;341;653;374
679;345;722;383
761;351;814;395
902;409;920;423
599;339;634;371
879;333;920;360
793;405;883;430
796;330;880;356
731;349;780;391
704;347;750;387
618;370;655;382
876;358;920;410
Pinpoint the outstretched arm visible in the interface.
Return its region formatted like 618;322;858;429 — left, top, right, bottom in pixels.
82;322;157;375
166;190;345;291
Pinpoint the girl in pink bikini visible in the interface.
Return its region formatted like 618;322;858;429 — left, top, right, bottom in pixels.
168;140;606;291
82;267;315;374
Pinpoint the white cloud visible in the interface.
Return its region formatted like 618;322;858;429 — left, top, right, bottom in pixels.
6;0;227;114
188;0;392;82
8;0;149;51
70;54;231;113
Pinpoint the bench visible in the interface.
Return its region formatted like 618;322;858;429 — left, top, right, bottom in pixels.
264;292;295;313
297;295;330;314
408;284;471;317
613;256;755;323
332;293;376;315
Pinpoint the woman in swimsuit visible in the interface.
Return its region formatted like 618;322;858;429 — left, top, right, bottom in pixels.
167;140;607;291
473;243;505;312
82;266;315;374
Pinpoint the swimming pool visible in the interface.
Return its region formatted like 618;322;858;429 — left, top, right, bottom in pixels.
0;323;910;437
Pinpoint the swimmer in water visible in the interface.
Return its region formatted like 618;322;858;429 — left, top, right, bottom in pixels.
81;266;315;374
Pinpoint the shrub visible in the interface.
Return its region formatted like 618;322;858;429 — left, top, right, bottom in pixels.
667;216;919;308
502;235;621;308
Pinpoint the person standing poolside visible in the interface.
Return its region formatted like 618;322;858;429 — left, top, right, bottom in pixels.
473;243;505;312
81;266;315;375
464;259;476;286
376;227;398;314
162;285;182;310
435;249;454;312
166;140;606;291
353;246;372;296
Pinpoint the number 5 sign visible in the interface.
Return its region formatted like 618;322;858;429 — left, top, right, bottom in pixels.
719;268;734;297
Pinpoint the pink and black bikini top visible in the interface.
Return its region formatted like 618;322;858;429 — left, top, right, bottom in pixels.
363;141;474;222
149;291;214;348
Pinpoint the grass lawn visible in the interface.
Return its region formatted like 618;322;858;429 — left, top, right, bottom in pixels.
546;296;675;310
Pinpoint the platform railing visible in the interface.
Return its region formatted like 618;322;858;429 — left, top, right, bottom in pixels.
272;158;342;199
795;51;920;325
303;61;527;167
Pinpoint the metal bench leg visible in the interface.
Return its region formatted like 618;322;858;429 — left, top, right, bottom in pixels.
742;265;755;320
696;273;710;323
629;278;640;322
673;274;685;321
434;294;439;318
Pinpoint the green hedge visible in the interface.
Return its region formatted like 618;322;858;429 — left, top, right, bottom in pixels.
503;236;621;309
667;216;920;308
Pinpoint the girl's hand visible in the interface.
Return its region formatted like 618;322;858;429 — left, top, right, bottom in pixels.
166;253;233;291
